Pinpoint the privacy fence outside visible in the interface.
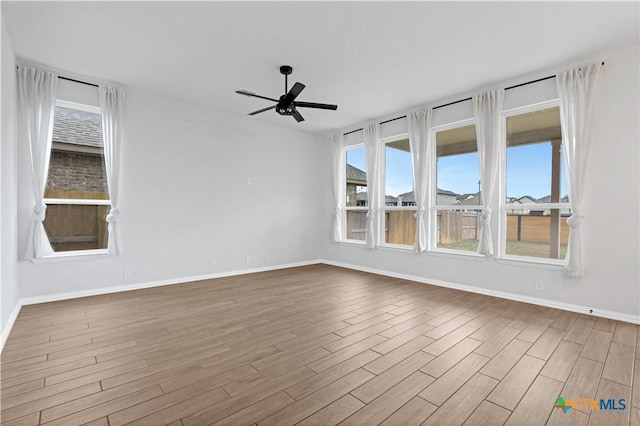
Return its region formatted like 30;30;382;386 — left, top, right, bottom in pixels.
43;190;109;252
346;210;569;256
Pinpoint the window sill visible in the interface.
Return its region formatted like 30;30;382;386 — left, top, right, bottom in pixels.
31;249;111;264
337;240;367;248
377;244;414;253
496;256;564;271
427;249;486;261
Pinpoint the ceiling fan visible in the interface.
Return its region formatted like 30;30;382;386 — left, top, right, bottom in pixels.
236;65;338;122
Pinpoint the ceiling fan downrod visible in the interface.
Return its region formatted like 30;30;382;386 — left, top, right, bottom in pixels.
280;65;293;94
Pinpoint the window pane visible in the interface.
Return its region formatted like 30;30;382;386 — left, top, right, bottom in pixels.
346;210;367;241
505;209;570;259
346;147;367;207
44;204;109;252
46;105;108;200
385;210;415;246
506;107;567;203
436;209;480;252
383;138;415;247
436;124;480;206
45;103;110;253
384;139;413;206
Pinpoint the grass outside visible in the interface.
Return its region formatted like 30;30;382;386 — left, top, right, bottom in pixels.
438;239;567;259
437;239;479;252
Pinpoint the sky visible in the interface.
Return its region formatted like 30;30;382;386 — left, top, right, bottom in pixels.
347;142;569;200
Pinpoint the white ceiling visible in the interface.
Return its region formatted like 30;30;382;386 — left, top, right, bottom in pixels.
2;1;638;135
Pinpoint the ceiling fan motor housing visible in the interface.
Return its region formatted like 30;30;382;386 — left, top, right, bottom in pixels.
277;95;294;115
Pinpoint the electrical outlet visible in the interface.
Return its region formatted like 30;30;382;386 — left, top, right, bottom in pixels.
123;268;131;278
264;253;269;261
210;258;216;271
535;281;544;291
246;255;251;263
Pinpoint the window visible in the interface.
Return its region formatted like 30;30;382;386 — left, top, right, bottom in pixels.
434;122;482;253
503;105;570;261
344;146;367;242
43;100;110;252
383;138;415;247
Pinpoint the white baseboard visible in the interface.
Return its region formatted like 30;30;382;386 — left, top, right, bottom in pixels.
0;302;22;353
320;259;640;325
20;259;323;306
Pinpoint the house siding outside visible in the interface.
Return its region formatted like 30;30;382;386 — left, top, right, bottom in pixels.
47;151;107;193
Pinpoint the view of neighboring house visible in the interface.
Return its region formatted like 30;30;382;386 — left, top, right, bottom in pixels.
506;195;540;215
436;189;458;205
347;163;569;216
396;191;415;206
505;195;570;215
47;105;107;194
457;192;482;206
347;164;467;207
346;163;366;207
393;189;458;206
534;194;571;215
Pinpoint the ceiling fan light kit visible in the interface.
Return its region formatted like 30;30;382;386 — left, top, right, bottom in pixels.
236;65;338;123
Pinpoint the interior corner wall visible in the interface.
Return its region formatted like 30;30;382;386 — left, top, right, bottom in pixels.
16;89;326;299
1;16;20;336
321;44;640;320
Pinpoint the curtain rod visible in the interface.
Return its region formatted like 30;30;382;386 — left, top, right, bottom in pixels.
15;66;99;88
59;76;99;88
343;61;605;137
343;93;476;136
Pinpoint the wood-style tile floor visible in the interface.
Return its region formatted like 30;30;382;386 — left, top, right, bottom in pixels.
1;264;638;426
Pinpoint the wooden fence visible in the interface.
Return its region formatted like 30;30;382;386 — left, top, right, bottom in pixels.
506;214;569;244
43;190;109;252
437;211;479;244
386;211;415;245
346;210;367;241
346;209;570;246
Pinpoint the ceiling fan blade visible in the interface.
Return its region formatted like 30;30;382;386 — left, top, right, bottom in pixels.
292;109;305;122
293;101;338;110
283;82;306;104
248;105;276;116
235;90;278;103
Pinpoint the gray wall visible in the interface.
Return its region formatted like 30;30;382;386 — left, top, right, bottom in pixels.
1;16;19;341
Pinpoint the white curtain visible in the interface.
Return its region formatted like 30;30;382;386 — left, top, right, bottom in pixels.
474;89;504;256
99;86;126;255
364;123;381;249
331;133;346;242
557;63;602;277
17;66;58;260
407;108;433;252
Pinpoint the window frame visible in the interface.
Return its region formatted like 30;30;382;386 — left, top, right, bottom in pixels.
379;133;416;250
431;118;484;256
42;99;111;257
499;100;570;265
343;143;368;245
